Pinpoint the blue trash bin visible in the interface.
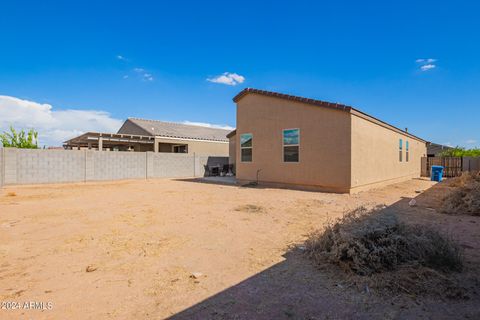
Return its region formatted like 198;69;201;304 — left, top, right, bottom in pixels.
431;165;444;182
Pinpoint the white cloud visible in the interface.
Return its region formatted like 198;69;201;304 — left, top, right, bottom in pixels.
117;55;127;61
420;64;436;71
123;75;129;79
416;58;437;71
466;139;477;144
416;58;436;63
143;73;154;81
207;72;245;86
0;95;123;147
133;68;153;81
182;121;234;130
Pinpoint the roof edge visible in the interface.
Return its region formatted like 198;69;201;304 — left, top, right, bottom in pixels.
233;88;427;144
118;118;153;136
226;129;236;138
127;117;232;132
233;88;352;113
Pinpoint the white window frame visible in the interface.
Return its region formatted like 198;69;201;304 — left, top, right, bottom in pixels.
282;128;300;163
399;138;403;162
240;133;253;163
406;140;409;162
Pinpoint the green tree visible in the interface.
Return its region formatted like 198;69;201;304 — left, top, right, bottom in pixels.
440;146;480;157
0;126;39;149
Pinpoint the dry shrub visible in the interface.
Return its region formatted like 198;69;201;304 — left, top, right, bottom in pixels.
305;206;463;276
442;171;480;216
363;266;474;299
234;204;265;213
6;192;17;197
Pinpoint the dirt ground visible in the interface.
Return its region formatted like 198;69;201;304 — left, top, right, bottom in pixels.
1;178;479;319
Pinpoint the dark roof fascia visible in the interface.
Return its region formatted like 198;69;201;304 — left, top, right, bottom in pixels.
226;130;236;138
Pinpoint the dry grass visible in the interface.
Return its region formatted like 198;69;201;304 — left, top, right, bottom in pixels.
234;204;265;213
442;171;480;216
305;206;465;296
6;192;17;197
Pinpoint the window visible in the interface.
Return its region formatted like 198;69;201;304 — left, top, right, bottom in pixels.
283;128;299;162
240;133;253;162
173;145;187;153
399;139;403;162
406;141;409;162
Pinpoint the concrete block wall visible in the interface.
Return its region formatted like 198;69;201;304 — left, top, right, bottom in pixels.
90;151;147;181
0;148;228;186
148;153;196;178
195;155;210;177
4;148;86;185
4;148;18;185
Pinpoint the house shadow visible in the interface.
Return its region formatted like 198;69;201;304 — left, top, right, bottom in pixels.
167;179;477;320
167;249;372;320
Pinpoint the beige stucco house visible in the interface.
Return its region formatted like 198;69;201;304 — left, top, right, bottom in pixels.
228;88;427;193
65;118;230;156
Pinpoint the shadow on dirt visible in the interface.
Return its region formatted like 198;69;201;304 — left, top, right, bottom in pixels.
168;181;480;320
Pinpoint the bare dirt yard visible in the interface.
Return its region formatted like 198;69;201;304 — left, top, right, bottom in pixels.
1;178;479;319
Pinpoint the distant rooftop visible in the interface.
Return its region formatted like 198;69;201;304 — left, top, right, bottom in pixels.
118;118;231;142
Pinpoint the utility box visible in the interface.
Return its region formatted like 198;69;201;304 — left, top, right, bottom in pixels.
431;165;444;182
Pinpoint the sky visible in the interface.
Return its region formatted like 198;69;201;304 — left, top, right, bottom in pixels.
0;0;479;147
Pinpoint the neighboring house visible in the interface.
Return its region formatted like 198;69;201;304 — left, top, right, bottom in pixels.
228;88;428;193
426;142;452;157
65;118;230;156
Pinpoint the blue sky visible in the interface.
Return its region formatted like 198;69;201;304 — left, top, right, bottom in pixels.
1;0;479;146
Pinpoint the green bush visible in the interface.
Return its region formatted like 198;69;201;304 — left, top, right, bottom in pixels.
440;147;480;157
0;126;39;148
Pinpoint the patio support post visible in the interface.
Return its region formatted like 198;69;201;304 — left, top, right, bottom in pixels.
98;137;103;151
154;137;160;153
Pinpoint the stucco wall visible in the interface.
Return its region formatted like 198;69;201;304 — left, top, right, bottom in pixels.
228;136;236;167
155;137;229;156
1;148;228;186
350;114;426;191
235;94;351;191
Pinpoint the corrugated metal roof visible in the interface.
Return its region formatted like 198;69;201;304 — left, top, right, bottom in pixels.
122;118;231;142
427;143;452;156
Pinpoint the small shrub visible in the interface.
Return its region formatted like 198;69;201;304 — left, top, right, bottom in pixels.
0;126;39;148
234;204;265;213
6;192;17;197
305;206;463;276
442;171;480;216
439;147;480;157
